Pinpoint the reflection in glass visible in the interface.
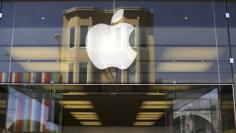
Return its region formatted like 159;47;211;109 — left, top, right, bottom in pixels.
69;27;75;48
127;62;136;83
6;87;60;133
78;62;88;83
80;26;89;48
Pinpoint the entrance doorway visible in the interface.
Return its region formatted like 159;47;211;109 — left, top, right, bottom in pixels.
0;85;235;133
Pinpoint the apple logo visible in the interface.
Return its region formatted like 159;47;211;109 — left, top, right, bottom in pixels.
86;9;137;70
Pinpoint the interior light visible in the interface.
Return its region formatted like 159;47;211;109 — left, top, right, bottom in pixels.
60;101;94;109
60;101;92;105
61;92;87;96
146;92;167;96
80;122;102;126
137;112;164;117
161;47;224;60
141;101;172;109
133;122;155;126
157;62;212;72
159;86;190;91
136;112;164;120
62;105;93;109
70;112;99;120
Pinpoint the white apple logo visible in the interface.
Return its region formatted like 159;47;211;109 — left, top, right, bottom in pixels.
86;9;137;70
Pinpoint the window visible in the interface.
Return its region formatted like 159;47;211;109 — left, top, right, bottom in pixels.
93;66;100;83
116;69;121;82
127;62;136;83
68;27;76;48
129;27;136;47
140;27;147;47
79;62;88;83
141;62;149;83
68;64;73;83
80;25;89;48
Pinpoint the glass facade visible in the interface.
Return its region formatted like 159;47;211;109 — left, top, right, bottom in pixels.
0;0;235;84
0;85;235;133
0;0;236;133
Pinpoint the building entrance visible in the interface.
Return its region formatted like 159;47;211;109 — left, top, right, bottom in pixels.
0;85;235;133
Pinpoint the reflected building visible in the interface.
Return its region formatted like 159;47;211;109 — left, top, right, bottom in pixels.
60;7;156;84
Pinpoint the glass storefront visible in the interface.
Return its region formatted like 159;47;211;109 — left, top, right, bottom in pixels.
0;85;235;133
0;0;236;133
0;0;235;84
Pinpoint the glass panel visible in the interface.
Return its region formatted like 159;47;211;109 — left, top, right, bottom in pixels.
114;0;231;83
129;30;136;48
220;86;236;132
78;62;87;83
93;66;100;83
68;63;73;83
1;85;62;133
116;68;121;83
228;1;236;46
127;62;136;83
0;85;234;132
80;25;88;48
0;86;7;133
69;27;75;48
0;0;233;84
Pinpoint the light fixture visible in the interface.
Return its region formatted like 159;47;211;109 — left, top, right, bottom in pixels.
60;101;94;109
145;92;167;96
61;92;87;96
71;112;99;120
133;122;155;126
137;112;164;117
136;112;164;120
80;121;102;126
141;101;172;109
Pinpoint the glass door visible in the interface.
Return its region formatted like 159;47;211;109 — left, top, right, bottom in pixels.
2;85;62;133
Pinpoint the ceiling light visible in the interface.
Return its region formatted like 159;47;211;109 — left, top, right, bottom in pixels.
137;112;164;117
133;122;155;126
161;47;224;60
7;47;58;60
74;117;98;120
136;117;160;120
159;86;190;91
157;62;212;72
136;112;164;120
71;112;97;115
71;112;99;120
61;92;87;96
80;122;102;126
146;92;167;96
62;105;93;109
60;101;93;109
141;101;172;109
60;101;92;105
